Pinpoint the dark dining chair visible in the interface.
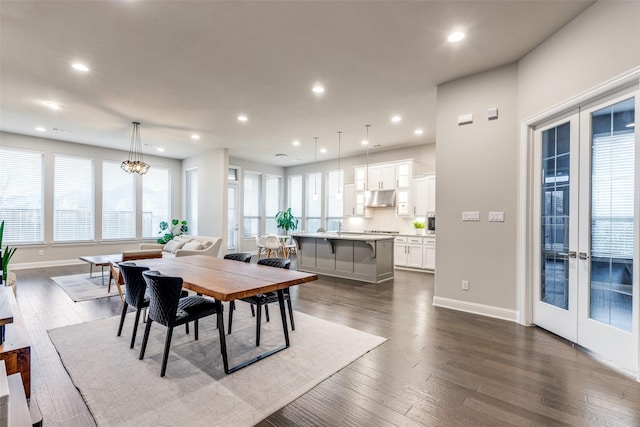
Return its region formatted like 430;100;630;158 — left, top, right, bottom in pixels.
116;262;151;349
228;257;294;346
223;252;253;263
139;270;225;377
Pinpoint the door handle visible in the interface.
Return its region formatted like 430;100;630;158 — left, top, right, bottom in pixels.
578;252;589;260
559;251;577;258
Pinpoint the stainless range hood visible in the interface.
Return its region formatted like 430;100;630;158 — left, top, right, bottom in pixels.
364;190;396;207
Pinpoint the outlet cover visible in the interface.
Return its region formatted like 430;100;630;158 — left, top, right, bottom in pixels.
462;280;470;290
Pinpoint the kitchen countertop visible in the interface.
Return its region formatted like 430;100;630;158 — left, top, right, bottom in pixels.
292;232;395;241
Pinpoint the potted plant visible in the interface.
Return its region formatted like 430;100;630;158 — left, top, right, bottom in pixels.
275;208;299;235
412;221;425;235
0;220;17;284
157;219;188;244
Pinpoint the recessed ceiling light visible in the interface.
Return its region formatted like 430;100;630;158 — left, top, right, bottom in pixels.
191;134;200;140
448;31;465;43
44;101;60;110
312;84;325;94
275;153;287;158
414;128;424;135
292;140;300;146
361;139;369;145
391;115;402;123
157;147;165;152
35;126;46;132
72;63;89;72
237;114;248;122
320;148;327;154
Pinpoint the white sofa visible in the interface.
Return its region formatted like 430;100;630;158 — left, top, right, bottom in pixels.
140;235;222;258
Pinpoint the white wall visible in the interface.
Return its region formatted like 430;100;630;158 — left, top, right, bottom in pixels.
433;0;640;322
182;148;228;245
2;131;182;266
435;64;519;314
519;1;640;119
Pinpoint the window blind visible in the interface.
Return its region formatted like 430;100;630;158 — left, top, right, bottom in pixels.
243;171;261;237
54;155;94;242
591;131;634;258
102;160;135;240
0;147;44;243
265;174;281;234
142;167;170;238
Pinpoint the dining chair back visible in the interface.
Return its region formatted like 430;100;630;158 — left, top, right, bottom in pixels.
228;257;294;346
116;262;150;349
254;235;266;259
223;252;253;263
264;234;281;258
139;270;226;377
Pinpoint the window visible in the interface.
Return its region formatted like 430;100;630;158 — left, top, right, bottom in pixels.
288;175;303;221
243;171;261;237
54;155;94;242
142;167;170;238
185;168;198;235
102;161;135;240
0;147;44;243
325;169;344;231
306;172;321;232
265;174;281;234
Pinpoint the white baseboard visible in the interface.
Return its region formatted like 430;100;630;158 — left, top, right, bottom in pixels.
11;259;84;270
432;296;519;323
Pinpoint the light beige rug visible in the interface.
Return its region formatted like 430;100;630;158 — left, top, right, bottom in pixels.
51;273;120;302
49;306;386;426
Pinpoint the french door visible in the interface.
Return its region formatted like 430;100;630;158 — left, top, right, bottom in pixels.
533;92;639;372
227;182;239;252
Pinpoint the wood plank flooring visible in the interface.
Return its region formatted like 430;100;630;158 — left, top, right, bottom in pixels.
11;263;640;426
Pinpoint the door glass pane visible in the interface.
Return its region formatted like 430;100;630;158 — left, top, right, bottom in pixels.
589;98;635;332
541;122;571;309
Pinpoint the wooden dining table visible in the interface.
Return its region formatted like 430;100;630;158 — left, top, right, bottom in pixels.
133;255;318;374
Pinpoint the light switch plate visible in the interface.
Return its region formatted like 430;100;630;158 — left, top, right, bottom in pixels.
462;211;480;221
488;211;505;222
458;113;473;126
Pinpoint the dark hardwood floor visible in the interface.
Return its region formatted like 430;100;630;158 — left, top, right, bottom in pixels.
12;263;640;426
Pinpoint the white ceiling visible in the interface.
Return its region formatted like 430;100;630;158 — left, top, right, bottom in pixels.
0;1;593;166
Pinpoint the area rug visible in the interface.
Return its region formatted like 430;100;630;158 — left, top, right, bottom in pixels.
50;273;120;302
48;307;386;426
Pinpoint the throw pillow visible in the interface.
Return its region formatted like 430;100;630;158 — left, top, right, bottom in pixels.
164;239;188;253
182;241;203;251
200;240;213;249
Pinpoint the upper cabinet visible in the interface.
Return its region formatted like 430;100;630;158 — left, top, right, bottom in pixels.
343;183;368;217
396;161;413;189
367;163;396;190
412;173;436;216
426;173;436;213
355;167;367;191
412;176;427;216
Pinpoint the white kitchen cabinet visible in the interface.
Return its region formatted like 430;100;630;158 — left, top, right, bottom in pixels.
355;167;367;191
367;163;396;190
412;176;427;217
396;189;411;216
394;236;423;268
396;161;413;189
423;236;435;270
426;174;436;213
343;183;367;217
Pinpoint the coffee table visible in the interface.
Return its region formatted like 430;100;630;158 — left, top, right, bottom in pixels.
79;254;121;286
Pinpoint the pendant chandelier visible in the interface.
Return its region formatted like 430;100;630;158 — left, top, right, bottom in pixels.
121;121;150;175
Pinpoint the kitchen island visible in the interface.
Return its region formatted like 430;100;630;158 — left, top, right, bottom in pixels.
292;232;394;283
